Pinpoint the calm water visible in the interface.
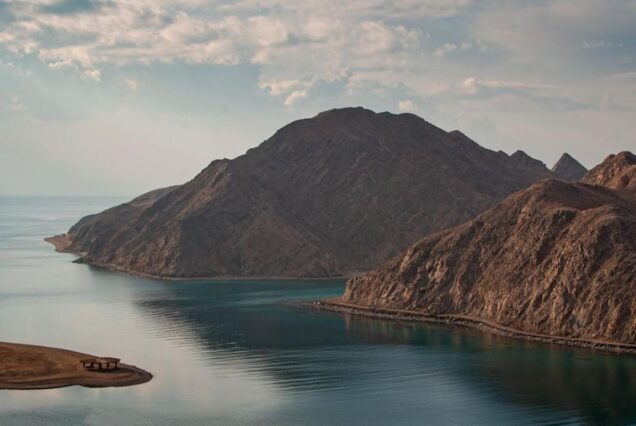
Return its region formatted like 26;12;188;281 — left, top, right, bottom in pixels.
1;197;636;425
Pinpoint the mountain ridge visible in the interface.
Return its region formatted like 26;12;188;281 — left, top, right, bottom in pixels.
49;107;553;278
339;151;636;347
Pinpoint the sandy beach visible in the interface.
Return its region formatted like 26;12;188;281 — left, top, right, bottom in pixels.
0;342;152;390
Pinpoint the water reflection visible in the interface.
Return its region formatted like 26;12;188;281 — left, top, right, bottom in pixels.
3;197;636;425
133;280;636;426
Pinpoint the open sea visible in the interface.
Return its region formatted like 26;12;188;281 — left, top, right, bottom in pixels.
1;196;635;425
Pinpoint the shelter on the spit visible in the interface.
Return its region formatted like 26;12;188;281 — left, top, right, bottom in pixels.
80;357;120;371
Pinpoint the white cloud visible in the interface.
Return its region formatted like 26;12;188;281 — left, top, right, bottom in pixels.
259;79;309;96
247;16;289;47
0;0;436;106
0;0;634;115
220;0;472;19
259;78;314;106
398;99;417;112
458;77;555;96
283;90;308;107
82;69;101;81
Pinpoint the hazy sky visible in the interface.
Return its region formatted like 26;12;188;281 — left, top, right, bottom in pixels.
1;0;635;196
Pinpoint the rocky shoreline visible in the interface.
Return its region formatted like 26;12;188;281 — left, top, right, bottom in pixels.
44;236;348;282
0;342;152;390
310;299;636;355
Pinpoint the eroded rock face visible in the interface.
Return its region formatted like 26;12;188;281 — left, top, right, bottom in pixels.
344;153;636;344
57;107;552;278
583;151;636;195
551;153;588;181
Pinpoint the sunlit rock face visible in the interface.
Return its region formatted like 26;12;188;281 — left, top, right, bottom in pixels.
345;153;636;345
583;151;636;195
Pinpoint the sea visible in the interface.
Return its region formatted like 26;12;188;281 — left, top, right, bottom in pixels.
1;196;635;425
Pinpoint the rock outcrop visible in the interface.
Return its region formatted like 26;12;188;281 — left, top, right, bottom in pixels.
52;107;553;278
582;151;636;194
551;153;588;181
343;152;636;345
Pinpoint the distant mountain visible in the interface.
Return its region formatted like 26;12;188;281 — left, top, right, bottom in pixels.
49;107;552;278
582;151;636;194
551;153;587;181
342;151;636;348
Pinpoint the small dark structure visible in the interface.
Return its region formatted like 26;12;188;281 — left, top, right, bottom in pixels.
80;357;120;371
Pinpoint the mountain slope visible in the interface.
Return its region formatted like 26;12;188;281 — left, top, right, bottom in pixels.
582;151;636;194
52;107;553;278
551;153;588;181
342;151;636;346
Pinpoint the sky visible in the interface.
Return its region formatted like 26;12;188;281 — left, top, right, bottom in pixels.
0;0;635;196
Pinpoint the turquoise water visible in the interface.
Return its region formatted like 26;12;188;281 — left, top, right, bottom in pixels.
1;197;636;426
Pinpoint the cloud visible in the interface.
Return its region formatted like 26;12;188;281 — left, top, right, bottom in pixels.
473;0;636;68
82;68;100;81
283;90;307;107
433;40;485;57
457;77;553;96
398;99;417;112
0;0;437;106
0;0;634;115
259;78;314;106
220;0;472;19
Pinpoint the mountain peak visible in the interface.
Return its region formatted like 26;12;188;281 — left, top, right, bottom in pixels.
551;153;588;181
314;106;428;125
53;108;552;278
316;106;376;118
583;150;636;194
510;150;548;170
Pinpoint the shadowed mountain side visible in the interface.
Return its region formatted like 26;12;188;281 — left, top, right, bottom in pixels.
52;107;553;278
551;153;588;181
343;176;636;346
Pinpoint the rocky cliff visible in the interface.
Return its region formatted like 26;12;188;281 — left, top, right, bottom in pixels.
52;107;552;278
343;152;636;345
551;153;587;181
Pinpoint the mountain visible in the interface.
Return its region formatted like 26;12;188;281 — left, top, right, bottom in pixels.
582;151;636;194
340;151;636;347
49;107;553;278
551;153;588;181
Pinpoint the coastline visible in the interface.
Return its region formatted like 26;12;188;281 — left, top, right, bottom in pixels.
44;234;74;253
44;235;349;282
0;342;153;390
310;298;636;356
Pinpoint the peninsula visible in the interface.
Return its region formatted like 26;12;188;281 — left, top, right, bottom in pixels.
0;342;152;390
47;107;554;279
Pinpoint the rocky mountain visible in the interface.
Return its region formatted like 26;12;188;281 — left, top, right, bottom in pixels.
342;151;636;346
582;151;636;194
551;153;588;181
50;107;553;278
